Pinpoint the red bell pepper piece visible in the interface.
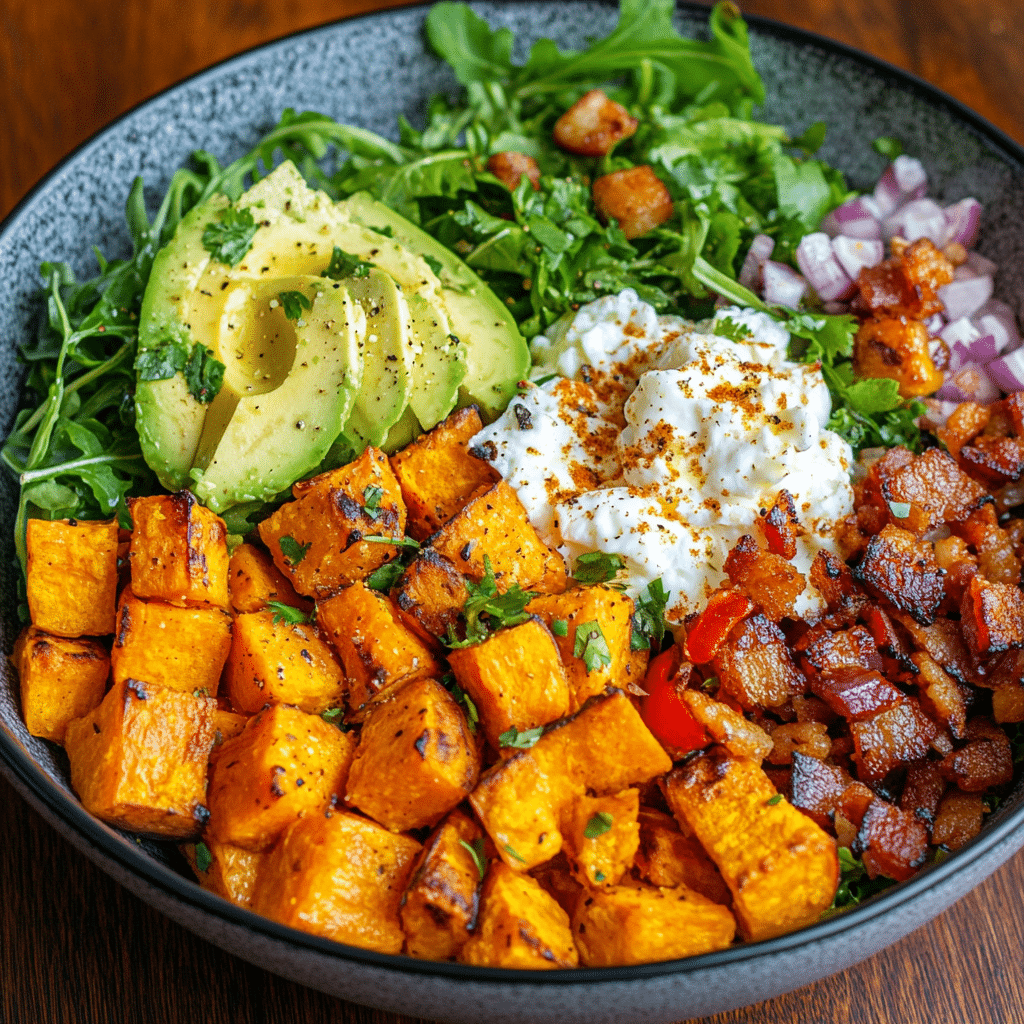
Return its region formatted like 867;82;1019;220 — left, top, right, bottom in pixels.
640;644;709;754
683;589;754;665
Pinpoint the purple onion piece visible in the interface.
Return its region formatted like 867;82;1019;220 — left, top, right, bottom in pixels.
937;275;993;321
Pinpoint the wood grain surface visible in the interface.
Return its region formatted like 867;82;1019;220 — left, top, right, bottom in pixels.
2;2;1023;1022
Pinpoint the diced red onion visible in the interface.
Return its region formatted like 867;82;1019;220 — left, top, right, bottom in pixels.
986;349;1024;392
937;274;993;320
925;313;945;334
874;156;928;217
832;235;884;279
966;251;997;277
941;316;981;348
823;301;850;314
883;198;948;245
761;260;808;308
952;334;998;367
795;232;856;301
739;233;775;291
821;197;883;240
936;362;1001;404
971;299;1022;353
943;198;982;248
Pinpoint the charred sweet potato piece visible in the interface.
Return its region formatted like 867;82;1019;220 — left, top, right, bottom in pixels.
931;789;984;850
809;550;867;624
571;882;736;967
758;489;800;559
854;797;929;881
958;435;1024;489
390;406;501;541
401;809;483;961
64;677;216;839
681;689;773;761
553;89;637;157
128;492;229;609
562;788;640;888
662;750;838;943
852;316;943;398
227;542;312;615
485;151;541;192
936;401;991;457
634;807;732;904
712;613;807;710
899;761;946;828
911;652;969;740
789;751;852;830
15;627;109;743
798;624;883;677
960;573;1024;658
26;517;119;637
955;504;1022;585
810;668;903;722
393;548;469;642
345;676;480;832
252;808;421;953
849;697;940;782
591;165;674;240
183;839;265;907
853;524;946;624
723;535;805;622
938;717;1014;792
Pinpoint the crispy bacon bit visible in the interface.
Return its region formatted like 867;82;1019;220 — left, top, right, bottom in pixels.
854;525;947;625
485;151;541;192
855;798;930;881
681;688;773;762
958;435;1024;489
939;717;1015;792
991;680;1024;723
850;698;940;782
553;89;638;157
911;652;969;740
936;402;991;457
891;612;974;686
852;316;944;399
712;613;807;710
758;489;800;559
789;752;852;829
931;790;984;850
860;604;914;671
723;534;806;623
810;668;903;722
856;238;954;320
591;165;674;240
765;721;831;765
959;573;1024;658
839;781;876;826
899;761;946;828
797;625;883;677
809;550;867;623
955;505;1021;585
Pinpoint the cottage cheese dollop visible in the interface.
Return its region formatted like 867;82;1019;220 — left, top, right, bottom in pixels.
471;290;854;624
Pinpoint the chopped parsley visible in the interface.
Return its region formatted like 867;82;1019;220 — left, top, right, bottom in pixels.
202;206;259;266
321;707;344;722
446;555;537;648
572;551;625;585
498;724;544;749
358;534;421;549
136;338;224;404
766;793;783;806
594;870;606;882
630;578;670;652
460;837;487;879
503;843;526;864
583;811;614;839
194;841;213;873
362;485;384;519
551;618;568;638
276;289;312;320
712;316;754;341
364;560;405;592
827;847;894;913
324;246;373;280
278;535;312;566
441;674;480;734
267;601;309;626
574;619;611;673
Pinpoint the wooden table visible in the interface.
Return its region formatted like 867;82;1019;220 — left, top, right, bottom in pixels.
2;2;1023;1022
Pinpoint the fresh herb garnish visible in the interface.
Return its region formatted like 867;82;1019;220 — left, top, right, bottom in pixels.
194;841;213;873
873;136;904;159
276;290;312;321
364;560;405;592
460;837;487;879
574;619;611;673
362;484;384;519
358;534;421;548
712;316;754;342
630;578;670;651
498;724;544;749
572;551;625;585
423;253;444;278
369;224;394;238
766;793;783;806
827;847;894;913
446;554;537;647
583;811;614;839
268;601;310;626
202;206;259;266
594;870;606;882
182;344;225;404
324;246;373;280
441;674;480;734
503;843;526;864
278;535;312;566
551;618;568;638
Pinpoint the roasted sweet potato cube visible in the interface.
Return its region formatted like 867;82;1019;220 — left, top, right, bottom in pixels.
183;839;265;907
662;750;839;942
849;698;939;782
911;652;969;739
211;708;248;746
723;534;806;622
15;627;108;743
345;676;480;832
591;165;674;240
571;882;736;967
711;613;807;710
223;610;345;715
758;489;800;559
900;761;947;828
258;447;406;599
528;586;642;707
251;808;420;953
960;573;1024;658
855;797;929;881
553;89;637;157
530;856;586;918
789;751;852;830
798;624;883;676
390;406;500;541
460;862;578;968
931;789;984;850
392;548;469;642
634;807;732;904
64;677;216;839
111;588;232;697
401;809;483;961
853;316;943;398
26;517;119;637
810;668;903;722
562;789;640;888
227;542;312;615
938;718;1014;792
681;689;773;761
206;703;357;850
128;492;229;609
853;524;946;625
318;581;441;717
447;616;571;750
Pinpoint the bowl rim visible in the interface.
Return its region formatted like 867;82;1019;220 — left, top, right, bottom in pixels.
1;0;1023;988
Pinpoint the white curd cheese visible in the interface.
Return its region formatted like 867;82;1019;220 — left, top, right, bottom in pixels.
472;290;855;624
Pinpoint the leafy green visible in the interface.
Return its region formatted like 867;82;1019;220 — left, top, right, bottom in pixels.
574;619;612;673
182;344;225;404
364;560;406;592
441;673;480;734
278;535;311;566
873;136;903;160
361;484;384;519
551;618;568;637
498;724;544;749
202;207;259;266
194;842;213;873
460;838;487;879
446;554;537;647
631;578;670;652
267;601;310;626
583;811;614;839
358;534;421;549
827;848;895;913
277;289;313;320
572;551;626;585
324;246;373;280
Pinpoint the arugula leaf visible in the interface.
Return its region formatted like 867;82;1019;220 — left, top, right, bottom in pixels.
446;554;537;647
202;207;259;266
276;290;312;320
572;551;625;585
267;601;310;626
631;578;670;652
583;811;614;839
498;725;544;749
574;619;612;673
460;838;487;879
324;247;373;279
278;535;311;566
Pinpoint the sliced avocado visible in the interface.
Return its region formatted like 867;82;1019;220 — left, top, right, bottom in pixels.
342;190;529;420
405;292;467;430
382;405;423;454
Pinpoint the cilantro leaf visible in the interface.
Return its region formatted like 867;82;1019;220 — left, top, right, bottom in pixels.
135;338;188;381
498;724;544;749
194;842;213;873
182;344;225;404
441;674;480;734
572;551;625;585
551;618;568;638
279;535;312;566
446;554;537;647
574;619;612;673
362;485;384;519
324;246;373;279
267;601;310;626
827;847;894;913
583;811;614;839
364;560;405;592
276;289;312;320
202;207;259;266
631;578;670;652
460;838;487;879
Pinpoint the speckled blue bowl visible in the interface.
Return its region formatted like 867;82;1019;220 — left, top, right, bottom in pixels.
1;4;1023;1022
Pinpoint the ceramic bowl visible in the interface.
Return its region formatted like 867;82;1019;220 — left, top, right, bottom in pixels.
1;4;1022;1021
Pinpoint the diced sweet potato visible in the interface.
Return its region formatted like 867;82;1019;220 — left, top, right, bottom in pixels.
849;697;939;782
183;839;265;907
789;751;852;830
393;548;469;642
390;406;500;541
26;517;119;637
723;534;806;622
64;677;216;839
758;489;800;560
110;588;233;698
681;689;773;761
562;789;640;888
206;703;356;851
211;708;248;746
662;750;839;943
852;316;943;398
853;524;946;625
712;613;807;710
553;89;637;157
486;151;541;192
401;809;484;961
251;808;420;953
591;165;674;240
938;717;1014;792
634;807;732;904
15;627;108;743
899;761;946;829
128;492;229;609
810;668;903;722
447;616;571;750
223;609;346;715
960;573;1024;658
571;882;736;967
460;862;578;968
345;676;480;832
931;789;984;850
227;542;312;615
258;447;406;599
854;797;929;881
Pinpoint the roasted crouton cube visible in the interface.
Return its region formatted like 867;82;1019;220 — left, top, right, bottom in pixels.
15;626;109;743
64;677;217;839
392;548;469;642
662;750;839;943
571;882;736;967
252;808;420;953
527;585;640;707
711;613;807;710
960;573;1024;658
345;676;480;832
317;581;441;718
562;789;640;888
182;838;265;907
205;703;357;851
849;697;939;782
854;797;929;881
128;492;229;609
592;165;674;240
227;542;312;615
258;446;406;599
401;809;484;961
853;524;946;625
634;807;732;904
553;89;637;157
390;407;501;541
723;534;806;622
447;616;571;749
460;862;578;968
852;316;943;398
110;588;232;698
486;151;541;192
26;517;119;637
